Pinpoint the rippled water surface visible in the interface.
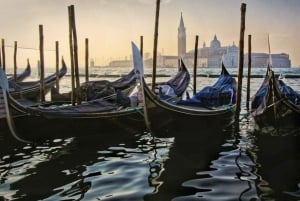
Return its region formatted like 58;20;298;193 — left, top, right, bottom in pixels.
1;67;300;200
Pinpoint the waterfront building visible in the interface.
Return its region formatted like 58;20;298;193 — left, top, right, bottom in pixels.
244;53;291;68
108;14;291;68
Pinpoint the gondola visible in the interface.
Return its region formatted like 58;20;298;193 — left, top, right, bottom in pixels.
51;68;137;102
8;60;67;102
0;69;145;142
51;57;190;103
132;42;236;138
8;60;31;82
0;48;190;142
251;66;300;136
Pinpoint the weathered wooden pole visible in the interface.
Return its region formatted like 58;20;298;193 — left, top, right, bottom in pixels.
193;35;199;95
1;39;5;71
151;0;160;91
236;3;247;118
85;38;89;82
0;43;2;68
37;60;40;77
39;24;45;102
70;5;81;104
246;34;252;111
55;41;60;91
68;5;76;105
13;41;17;81
140;35;143;58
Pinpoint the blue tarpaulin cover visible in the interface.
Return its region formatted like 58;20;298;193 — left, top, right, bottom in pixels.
278;79;300;105
177;65;236;107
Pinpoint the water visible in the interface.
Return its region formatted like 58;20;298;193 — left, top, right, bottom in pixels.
1;67;300;201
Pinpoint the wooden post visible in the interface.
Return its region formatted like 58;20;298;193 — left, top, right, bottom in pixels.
246;35;252;111
151;0;160;91
37;60;40;77
39;24;45;102
0;43;2;68
68;5;75;105
193;35;199;95
85;38;89;82
140;35;143;58
13;41;17;81
70;5;81;104
1;39;5;71
236;3;246;118
55;41;60;91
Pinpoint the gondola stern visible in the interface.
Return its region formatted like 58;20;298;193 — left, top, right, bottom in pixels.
131;42;153;132
60;58;68;77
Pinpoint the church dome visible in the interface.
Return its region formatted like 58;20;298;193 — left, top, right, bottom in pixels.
210;35;221;48
227;42;238;52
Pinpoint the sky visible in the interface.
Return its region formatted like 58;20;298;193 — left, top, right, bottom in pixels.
0;0;300;69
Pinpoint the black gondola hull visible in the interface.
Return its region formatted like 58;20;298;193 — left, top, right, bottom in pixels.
10;107;146;141
142;79;236;138
251;69;300;136
253;100;300;135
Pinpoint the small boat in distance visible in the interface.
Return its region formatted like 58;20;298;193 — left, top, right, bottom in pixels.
251;66;300;136
132;42;236;139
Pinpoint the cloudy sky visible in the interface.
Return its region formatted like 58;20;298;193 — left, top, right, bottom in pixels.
1;0;299;68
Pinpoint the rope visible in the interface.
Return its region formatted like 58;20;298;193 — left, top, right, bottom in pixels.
5;45;55;52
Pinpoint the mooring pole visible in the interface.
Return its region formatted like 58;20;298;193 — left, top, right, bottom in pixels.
55;41;60;91
151;0;160;92
13;41;17;81
68;5;75;105
246;35;252;111
193;35;199;95
0;42;2;68
39;24;45;102
236;3;247;119
85;38;89;82
2;39;5;71
140;35;143;58
70;5;81;105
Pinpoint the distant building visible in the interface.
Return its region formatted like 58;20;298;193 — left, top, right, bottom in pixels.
174;13;291;68
244;53;291;68
109;60;132;67
90;59;95;67
109;13;291;68
184;35;232;68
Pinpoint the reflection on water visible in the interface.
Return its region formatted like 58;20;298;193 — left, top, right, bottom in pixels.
172;121;260;201
1;67;300;200
254;133;300;200
1;118;300;200
145;129;229;201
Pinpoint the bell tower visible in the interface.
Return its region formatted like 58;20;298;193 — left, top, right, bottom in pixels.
178;12;186;60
